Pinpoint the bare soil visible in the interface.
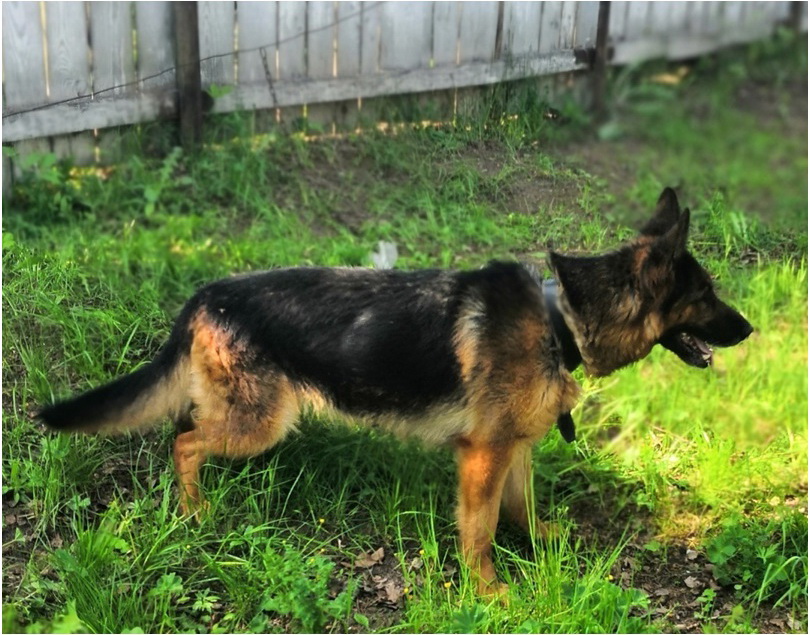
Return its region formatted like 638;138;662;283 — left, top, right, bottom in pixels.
3;73;806;633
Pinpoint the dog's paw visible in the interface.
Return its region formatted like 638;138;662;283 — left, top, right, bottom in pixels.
479;580;510;604
179;497;210;523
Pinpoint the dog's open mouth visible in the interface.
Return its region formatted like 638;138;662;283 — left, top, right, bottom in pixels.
659;331;714;368
678;332;713;366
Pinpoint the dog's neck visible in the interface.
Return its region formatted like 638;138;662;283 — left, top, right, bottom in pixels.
542;280;582;372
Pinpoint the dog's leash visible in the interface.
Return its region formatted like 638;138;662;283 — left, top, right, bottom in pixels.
543;279;581;443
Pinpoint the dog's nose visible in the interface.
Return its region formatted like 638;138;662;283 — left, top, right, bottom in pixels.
733;317;754;344
742;321;754;339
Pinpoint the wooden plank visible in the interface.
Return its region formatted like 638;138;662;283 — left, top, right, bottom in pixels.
538;2;564;53
558;2;578;49
359;1;382;74
277;2;307;126
647;2;671;35
624;1;650;39
336;1;362;77
89;3;136;94
236;2;277;86
334;1;363;129
307;2;337;130
44;2;90;100
308;2;335;79
278;2;307;79
457;2;500;63
212;49;585;115
700;3;724;36
45;3;95;164
3;91;175;142
722;2;746;32
379;2;432;70
574;2;600;47
502;2;542;59
136;2;175;89
432;2;459;66
233;0;272;134
2;1;48;110
667;2;690;33
609;2;629;42
198;1;235;85
52;132;96;166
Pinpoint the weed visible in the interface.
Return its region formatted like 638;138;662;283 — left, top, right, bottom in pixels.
2;32;806;635
706;513;808;608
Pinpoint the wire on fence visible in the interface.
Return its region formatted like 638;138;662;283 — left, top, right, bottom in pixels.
2;2;384;120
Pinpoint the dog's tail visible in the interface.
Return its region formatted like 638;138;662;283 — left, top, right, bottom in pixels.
38;329;192;435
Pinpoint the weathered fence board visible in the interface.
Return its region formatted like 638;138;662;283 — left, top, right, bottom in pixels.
236;2;276;87
457;2;500;63
44;2;90;100
3;2;47;109
538;2;564;54
503;2;543;59
336;1;363;78
90;3;136;95
277;2;306;79
136;2;176;88
2;1;805;150
198;2;235;86
432;2;459;66
380;2;432;71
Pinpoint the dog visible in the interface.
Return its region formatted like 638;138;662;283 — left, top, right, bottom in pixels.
39;188;753;595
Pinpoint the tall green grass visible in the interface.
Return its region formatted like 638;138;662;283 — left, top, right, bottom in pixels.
3;33;807;634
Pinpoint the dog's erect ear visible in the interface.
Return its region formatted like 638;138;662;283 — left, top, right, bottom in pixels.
641;187;681;236
640;207;691;291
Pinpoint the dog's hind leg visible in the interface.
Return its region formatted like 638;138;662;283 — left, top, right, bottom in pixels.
173;392;299;519
455;437;515;596
500;443;557;539
173;427;209;518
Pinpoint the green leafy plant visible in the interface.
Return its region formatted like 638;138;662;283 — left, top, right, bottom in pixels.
251;548;354;633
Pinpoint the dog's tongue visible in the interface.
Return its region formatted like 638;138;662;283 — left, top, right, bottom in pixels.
695;336;713;365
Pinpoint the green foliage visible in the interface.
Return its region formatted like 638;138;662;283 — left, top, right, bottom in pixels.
707;513;808;607
3;601;86;634
251;548;354;633
2;32;806;635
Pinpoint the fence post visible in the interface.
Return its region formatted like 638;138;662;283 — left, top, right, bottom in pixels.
174;2;203;150
789;1;805;31
592;1;612;122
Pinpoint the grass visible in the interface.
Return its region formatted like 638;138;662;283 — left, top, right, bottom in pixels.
2;33;807;633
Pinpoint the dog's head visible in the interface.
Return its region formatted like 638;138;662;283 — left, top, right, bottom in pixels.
549;188;753;376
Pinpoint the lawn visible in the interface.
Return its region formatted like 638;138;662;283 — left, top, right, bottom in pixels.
2;33;807;634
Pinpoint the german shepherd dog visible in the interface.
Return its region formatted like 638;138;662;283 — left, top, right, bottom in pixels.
40;188;752;594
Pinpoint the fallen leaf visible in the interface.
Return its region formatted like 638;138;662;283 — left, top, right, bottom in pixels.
384;580;403;604
409;556;423;571
684;576;702;589
355;547;384;569
685;549;698;561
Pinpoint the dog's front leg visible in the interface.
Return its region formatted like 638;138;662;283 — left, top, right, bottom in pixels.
455;438;514;596
501;443;558;539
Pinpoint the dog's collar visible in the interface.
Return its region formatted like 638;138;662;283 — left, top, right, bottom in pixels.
542;278;581;444
543;279;582;372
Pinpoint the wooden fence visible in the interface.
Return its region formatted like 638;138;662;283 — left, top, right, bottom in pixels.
2;1;805;165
